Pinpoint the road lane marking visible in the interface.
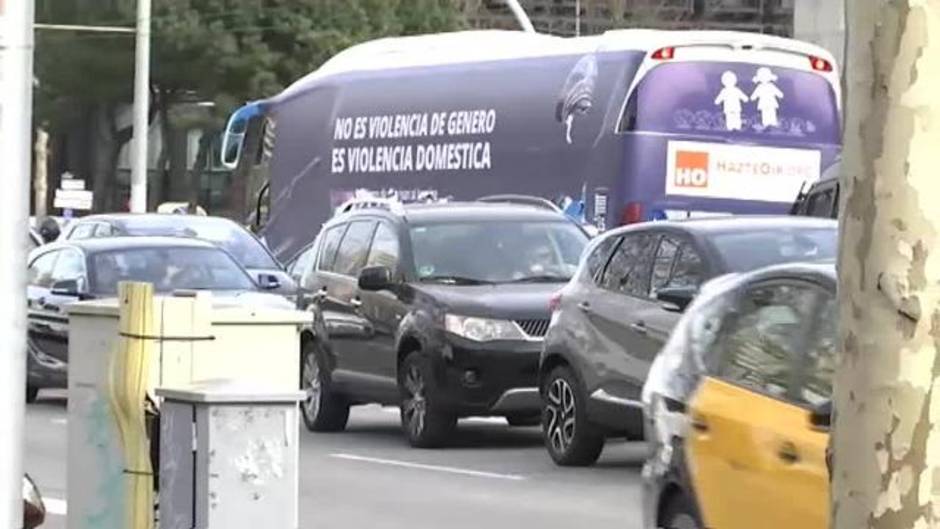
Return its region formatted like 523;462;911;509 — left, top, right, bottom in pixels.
45;498;67;516
330;453;526;481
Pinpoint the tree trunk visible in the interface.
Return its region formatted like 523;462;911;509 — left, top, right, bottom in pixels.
33;127;49;218
91;104;120;212
189;130;215;212
835;2;940;528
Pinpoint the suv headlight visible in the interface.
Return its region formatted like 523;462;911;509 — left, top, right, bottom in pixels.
444;315;526;342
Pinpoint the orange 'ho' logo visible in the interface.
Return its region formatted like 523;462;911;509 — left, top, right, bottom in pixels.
674;151;710;188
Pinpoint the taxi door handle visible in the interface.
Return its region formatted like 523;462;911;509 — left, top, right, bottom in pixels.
630;321;648;335
350;297;363;309
778;442;800;464
690;415;709;433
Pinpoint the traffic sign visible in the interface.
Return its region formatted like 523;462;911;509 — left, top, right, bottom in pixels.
60;179;85;191
54;189;93;210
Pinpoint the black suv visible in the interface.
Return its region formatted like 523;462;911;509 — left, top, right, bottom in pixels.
538;216;838;465
294;200;589;447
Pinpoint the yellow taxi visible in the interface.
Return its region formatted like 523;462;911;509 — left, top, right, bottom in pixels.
642;262;835;529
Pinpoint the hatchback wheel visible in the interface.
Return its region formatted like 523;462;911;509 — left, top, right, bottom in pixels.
300;342;349;432
399;352;456;448
542;366;604;466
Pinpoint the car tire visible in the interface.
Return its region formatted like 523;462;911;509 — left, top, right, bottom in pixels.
541;365;604;466
25;385;39;404
660;495;701;529
300;341;349;432
399;351;456;448
506;414;541;427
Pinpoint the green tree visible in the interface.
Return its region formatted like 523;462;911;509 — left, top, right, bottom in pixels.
35;0;465;212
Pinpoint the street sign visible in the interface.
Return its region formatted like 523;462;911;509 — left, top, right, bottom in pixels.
54;189;93;210
60;179;85;191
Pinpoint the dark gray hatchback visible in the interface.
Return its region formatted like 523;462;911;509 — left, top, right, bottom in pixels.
537;216;838;466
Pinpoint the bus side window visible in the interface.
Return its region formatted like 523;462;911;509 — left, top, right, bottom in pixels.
618;92;639;133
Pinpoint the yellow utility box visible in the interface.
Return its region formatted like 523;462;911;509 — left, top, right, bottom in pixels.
66;289;309;529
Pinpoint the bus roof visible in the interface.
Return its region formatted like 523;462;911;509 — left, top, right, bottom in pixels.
274;29;838;103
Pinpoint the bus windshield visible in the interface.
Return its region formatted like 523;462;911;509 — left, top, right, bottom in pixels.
622;61;840;145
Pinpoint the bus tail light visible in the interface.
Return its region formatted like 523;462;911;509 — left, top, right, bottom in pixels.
809;55;833;72
651;47;676;61
621;202;644;225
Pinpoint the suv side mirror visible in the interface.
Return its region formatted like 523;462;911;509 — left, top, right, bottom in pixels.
257;273;282;291
809;400;832;430
656;286;697;313
51;279;82;297
359;266;393;291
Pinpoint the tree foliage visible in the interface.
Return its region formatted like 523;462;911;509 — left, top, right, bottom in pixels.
37;0;466;121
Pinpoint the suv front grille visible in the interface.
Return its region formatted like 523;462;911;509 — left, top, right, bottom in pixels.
515;319;550;339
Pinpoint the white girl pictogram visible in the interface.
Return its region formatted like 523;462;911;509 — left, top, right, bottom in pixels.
751;67;784;127
714;71;749;131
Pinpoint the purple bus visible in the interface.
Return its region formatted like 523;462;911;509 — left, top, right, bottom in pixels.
222;30;842;260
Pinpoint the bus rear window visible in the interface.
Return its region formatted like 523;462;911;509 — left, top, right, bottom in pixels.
621;61;840;145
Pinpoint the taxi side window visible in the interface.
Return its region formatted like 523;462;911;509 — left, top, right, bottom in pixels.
797;295;837;407
716;281;819;401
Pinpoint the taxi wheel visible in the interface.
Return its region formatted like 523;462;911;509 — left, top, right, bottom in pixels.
300;342;349;432
661;495;701;529
542;366;604;466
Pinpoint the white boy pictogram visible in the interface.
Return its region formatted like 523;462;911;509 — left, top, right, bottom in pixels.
714;71;749;131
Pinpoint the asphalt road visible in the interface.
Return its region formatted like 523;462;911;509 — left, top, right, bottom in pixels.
26;390;647;529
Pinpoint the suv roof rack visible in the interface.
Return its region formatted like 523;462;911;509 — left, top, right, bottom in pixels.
334;196;405;216
476;194;562;213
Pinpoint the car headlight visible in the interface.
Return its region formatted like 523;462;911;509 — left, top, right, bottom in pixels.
444;315;526;342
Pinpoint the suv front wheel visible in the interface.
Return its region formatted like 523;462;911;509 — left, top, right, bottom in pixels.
399;351;457;448
301;341;350;432
542;365;604;466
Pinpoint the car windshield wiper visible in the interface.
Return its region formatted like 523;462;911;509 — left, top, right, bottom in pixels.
506;274;572;284
419;275;494;286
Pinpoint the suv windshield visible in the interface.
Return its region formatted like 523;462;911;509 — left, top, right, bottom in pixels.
410;220;588;284
91;247;256;295
711;227;837;272
122;217;278;270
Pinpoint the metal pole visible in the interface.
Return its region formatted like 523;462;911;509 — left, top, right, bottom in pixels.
0;0;34;526
575;0;581;36
505;0;536;33
130;0;151;213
